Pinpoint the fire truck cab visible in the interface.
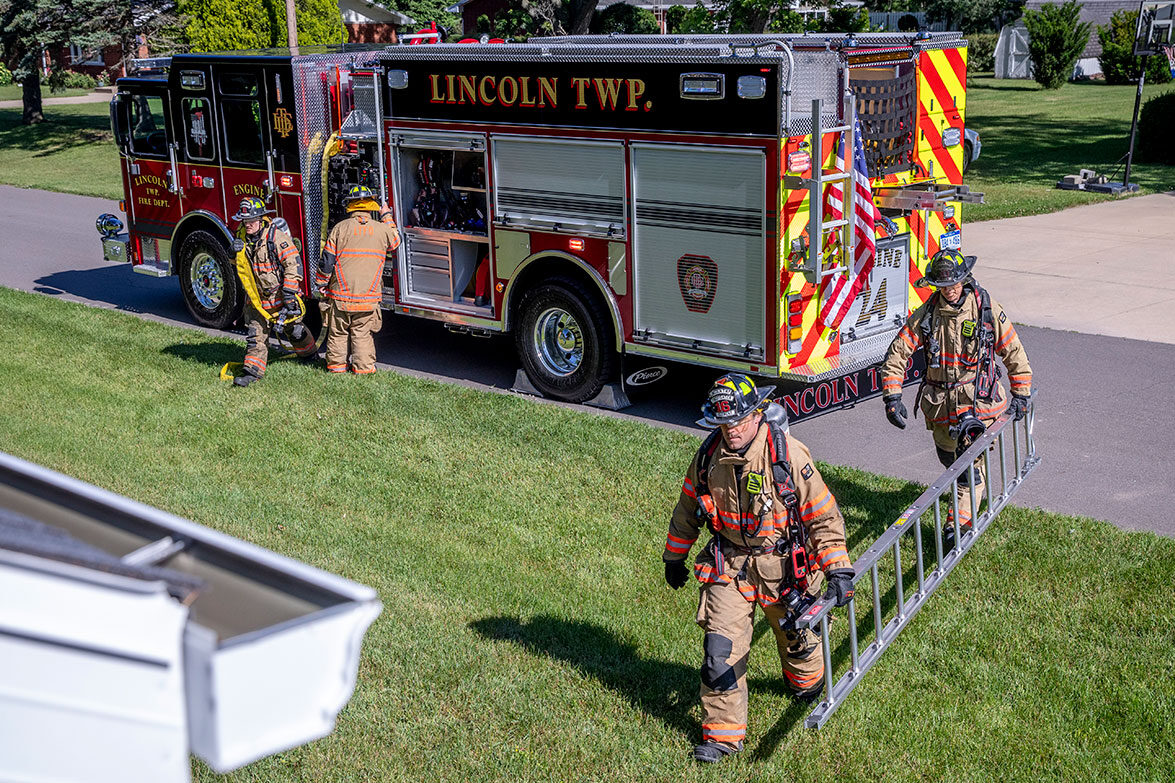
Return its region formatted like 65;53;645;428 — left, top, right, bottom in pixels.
100;35;979;412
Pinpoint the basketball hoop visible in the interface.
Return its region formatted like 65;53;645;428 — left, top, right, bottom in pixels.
1122;1;1175;188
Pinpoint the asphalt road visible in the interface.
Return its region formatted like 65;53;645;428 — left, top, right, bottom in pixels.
2;185;1172;536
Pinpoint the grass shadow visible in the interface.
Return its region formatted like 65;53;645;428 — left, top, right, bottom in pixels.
470;615;699;742
163;342;240;368
0;107;112;156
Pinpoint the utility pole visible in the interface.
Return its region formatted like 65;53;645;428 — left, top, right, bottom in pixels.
286;0;298;48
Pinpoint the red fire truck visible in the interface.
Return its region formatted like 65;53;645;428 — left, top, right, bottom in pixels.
97;34;979;413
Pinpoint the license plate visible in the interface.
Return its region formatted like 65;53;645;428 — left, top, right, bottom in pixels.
940;230;962;250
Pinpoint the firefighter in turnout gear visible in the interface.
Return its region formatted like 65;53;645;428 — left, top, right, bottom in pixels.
316;185;401;374
664;374;855;764
231;197;317;387
880;249;1033;539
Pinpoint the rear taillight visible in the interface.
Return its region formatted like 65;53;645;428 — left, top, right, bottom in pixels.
785;293;804;353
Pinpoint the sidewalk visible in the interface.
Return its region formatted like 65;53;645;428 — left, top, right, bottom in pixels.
965;192;1175;344
0;89;112;110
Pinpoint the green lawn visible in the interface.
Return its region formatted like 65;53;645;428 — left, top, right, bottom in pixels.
0;101;121;200
0;84;94;102
965;76;1175;221
3;285;1173;782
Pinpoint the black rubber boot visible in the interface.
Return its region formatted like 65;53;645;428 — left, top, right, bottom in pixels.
233;372;261;387
792;686;822;705
693;741;741;763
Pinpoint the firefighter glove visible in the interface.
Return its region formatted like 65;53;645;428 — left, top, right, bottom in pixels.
824;568;855;607
280;291;301;320
231;238;245;253
884;395;908;430
665;560;690;590
1009;393;1029;421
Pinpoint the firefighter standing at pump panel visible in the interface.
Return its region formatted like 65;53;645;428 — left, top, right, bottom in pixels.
663;374;856;764
316;185;401;374
232;197;317;387
880;249;1033;537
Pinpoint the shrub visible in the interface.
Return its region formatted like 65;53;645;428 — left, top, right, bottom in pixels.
63;71;97;90
968;32;999;73
1137;89;1175;164
898;13;918;32
1098;9;1173;85
1024;0;1090;89
0;64;12;86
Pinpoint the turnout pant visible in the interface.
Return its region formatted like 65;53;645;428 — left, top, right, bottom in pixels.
242;302;317;377
932;422;991;529
695;575;822;747
325;303;382;374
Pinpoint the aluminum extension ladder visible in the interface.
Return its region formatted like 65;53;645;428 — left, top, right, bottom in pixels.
795;396;1040;728
785;95;857;289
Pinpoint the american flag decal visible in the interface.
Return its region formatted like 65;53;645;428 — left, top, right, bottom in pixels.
818;114;888;332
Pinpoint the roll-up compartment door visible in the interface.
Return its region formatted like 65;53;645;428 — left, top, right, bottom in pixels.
632;144;766;361
492;137;625;237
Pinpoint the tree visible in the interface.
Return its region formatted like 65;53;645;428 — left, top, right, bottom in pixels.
665;2;717;33
0;0;137;124
1097;8;1173;85
1023;0;1089;89
923;0;1022;33
179;0;344;51
591;3;659;34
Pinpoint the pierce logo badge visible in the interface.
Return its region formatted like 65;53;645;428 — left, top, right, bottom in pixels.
676;254;718;313
626;365;668;386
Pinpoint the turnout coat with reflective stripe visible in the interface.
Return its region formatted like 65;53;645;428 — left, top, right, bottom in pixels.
319;212;401;312
663;424;851;603
245;223;302;311
881;286;1032;429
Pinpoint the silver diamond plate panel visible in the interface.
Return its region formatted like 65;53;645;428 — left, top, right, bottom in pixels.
291;50;381;280
375;42;783;65
787;49;842;135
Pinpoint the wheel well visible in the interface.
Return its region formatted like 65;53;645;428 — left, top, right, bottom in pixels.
171;214;233;271
504;254;622;353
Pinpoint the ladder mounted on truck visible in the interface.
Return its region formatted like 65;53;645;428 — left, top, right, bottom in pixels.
795;396;1040;728
784;96;857;288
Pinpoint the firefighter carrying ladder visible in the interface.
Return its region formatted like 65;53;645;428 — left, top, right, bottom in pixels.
795;395;1040;728
786;94;857;290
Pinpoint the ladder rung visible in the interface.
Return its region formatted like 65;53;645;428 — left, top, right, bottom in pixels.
825;125;851;133
820;172;850;183
822;219;848;230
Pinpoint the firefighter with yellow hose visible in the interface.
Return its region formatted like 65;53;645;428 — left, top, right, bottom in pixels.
230;197;317;387
663;374;855;764
880;249;1033;544
316;185;401;374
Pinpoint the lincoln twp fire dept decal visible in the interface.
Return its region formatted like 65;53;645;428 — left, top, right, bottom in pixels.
272;108;293;139
677;254;718;314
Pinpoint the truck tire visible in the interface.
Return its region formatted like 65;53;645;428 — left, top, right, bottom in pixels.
177;230;242;329
515;277;616;403
963;139;974;173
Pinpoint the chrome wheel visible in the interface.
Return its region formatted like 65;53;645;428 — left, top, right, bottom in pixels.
190;251;224;310
533;306;583;377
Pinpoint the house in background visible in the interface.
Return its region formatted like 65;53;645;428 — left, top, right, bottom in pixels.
342;0;416;42
996;0;1139;79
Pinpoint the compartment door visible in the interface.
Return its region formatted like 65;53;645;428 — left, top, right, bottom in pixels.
631;144;766;361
